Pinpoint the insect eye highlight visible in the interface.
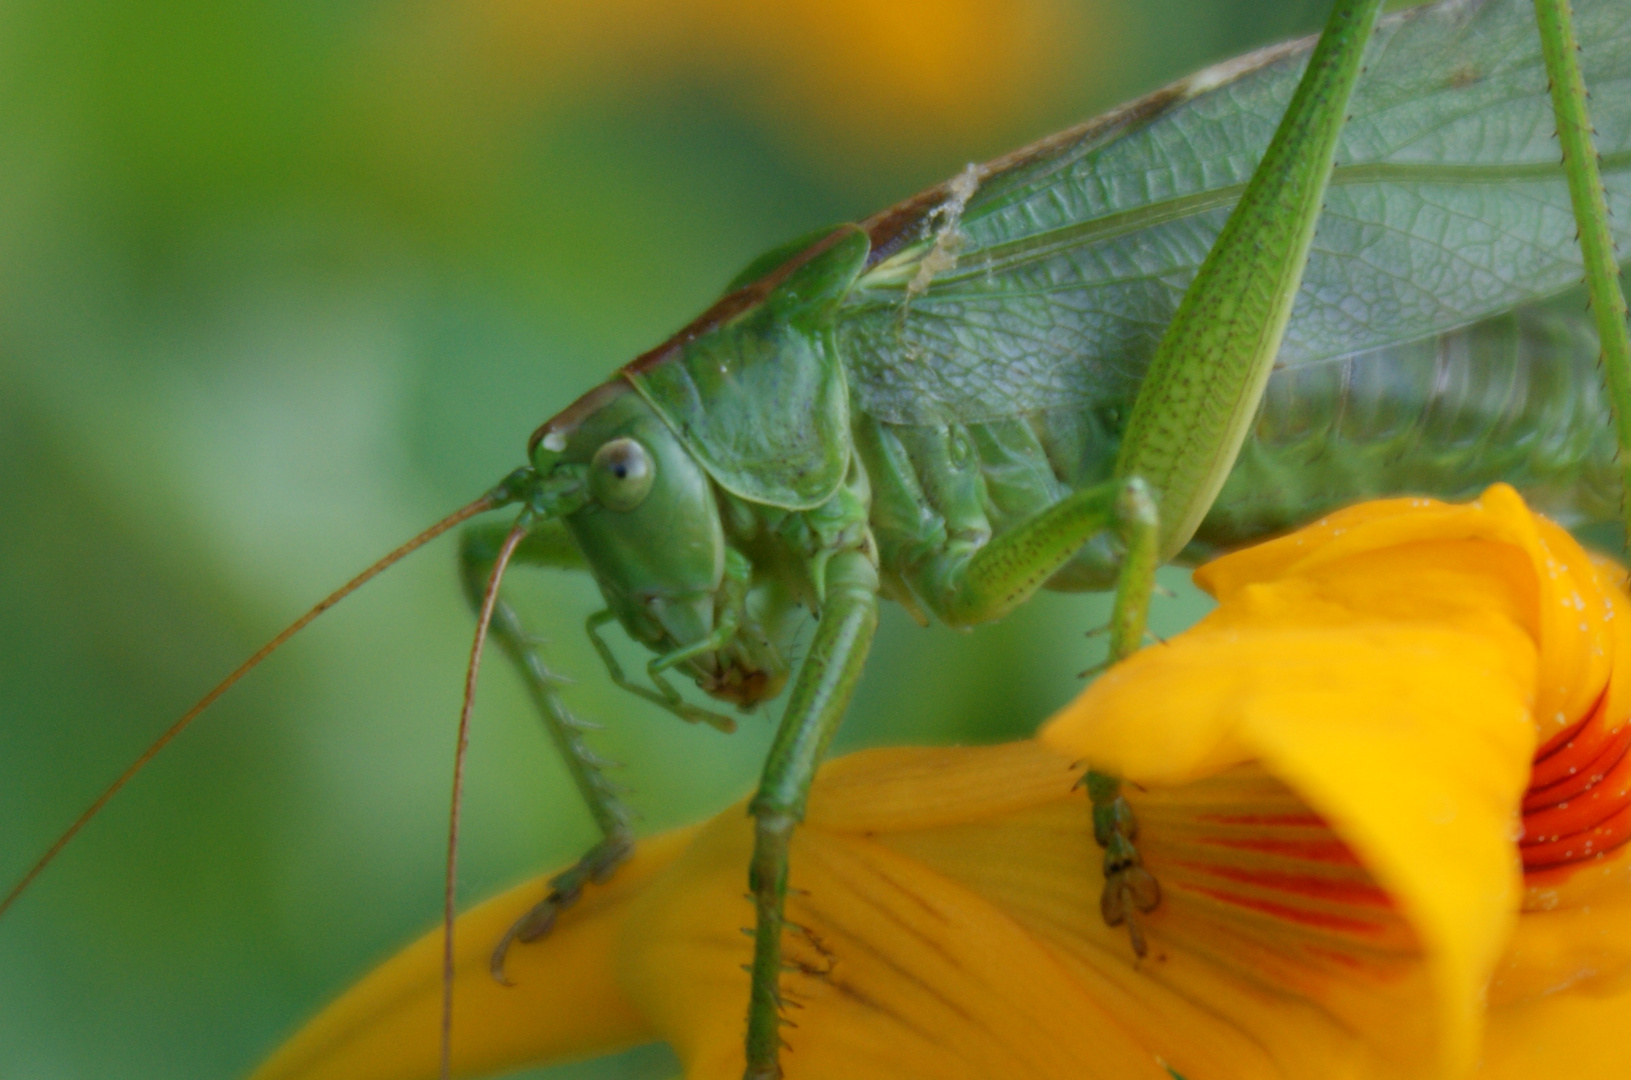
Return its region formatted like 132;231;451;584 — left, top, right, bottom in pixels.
589;437;655;511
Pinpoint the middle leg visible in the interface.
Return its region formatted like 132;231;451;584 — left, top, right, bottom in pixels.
742;548;880;1080
908;476;1164;953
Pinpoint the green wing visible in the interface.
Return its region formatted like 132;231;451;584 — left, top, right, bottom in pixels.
837;0;1631;426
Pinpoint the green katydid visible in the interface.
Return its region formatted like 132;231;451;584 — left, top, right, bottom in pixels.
6;0;1631;1077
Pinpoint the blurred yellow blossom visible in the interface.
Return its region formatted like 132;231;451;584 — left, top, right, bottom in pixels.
252;485;1631;1079
341;0;1102;205
472;0;1099;151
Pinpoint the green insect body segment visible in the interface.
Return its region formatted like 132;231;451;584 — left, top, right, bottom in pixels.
25;0;1628;1071
832;0;1631;606
627;227;870;512
499;0;1387;1071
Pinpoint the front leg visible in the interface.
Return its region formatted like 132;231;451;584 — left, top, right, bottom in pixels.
744;548;879;1080
457;523;638;980
583;547;754;733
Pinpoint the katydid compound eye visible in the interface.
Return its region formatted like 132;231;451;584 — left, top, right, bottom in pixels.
589;437;655;511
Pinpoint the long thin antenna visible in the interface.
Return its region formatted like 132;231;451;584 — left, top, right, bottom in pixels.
442;515;529;1080
0;492;503;921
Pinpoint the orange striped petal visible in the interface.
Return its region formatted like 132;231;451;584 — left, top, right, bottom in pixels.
874;757;1428;1079
1040;495;1573;1076
621;746;1171;1080
615;741;1498;1080
1042;623;1531;1077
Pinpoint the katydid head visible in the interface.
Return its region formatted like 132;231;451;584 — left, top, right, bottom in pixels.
531;382;792;710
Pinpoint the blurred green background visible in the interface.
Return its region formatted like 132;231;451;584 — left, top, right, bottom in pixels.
0;1;1334;1076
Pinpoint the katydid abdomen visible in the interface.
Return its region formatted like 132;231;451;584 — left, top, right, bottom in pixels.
824;0;1629;599
854;298;1619;605
1210;301;1618;551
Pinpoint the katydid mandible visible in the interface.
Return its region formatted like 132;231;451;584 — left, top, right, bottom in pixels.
8;0;1631;1077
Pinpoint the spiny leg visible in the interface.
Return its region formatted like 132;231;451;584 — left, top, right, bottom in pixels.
744;549;879;1080
927;475;1156;634
916;473;1165;949
918;473;1165;953
1086;771;1161;956
1077;482;1165;951
1531;0;1631;548
1084;485;1164;955
457;521;636;979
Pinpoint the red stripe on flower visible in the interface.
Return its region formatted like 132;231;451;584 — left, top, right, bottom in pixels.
1203;837;1364;865
1196;813;1328;827
1530;690;1612;788
1302;944;1370;970
1521;688;1631;873
1172;860;1394;907
1519;803;1631;869
1185;886;1390;934
1523;722;1631;810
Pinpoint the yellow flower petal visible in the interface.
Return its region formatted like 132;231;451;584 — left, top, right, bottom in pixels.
804;740;1080;832
1044;623;1533;1075
258;733;1630;1080
621;743;1171;1080
1498;839;1631;1004
881;753;1439;1079
250;829;694;1080
1038;486;1602;1076
1477;982;1631;1079
1196;485;1614;746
